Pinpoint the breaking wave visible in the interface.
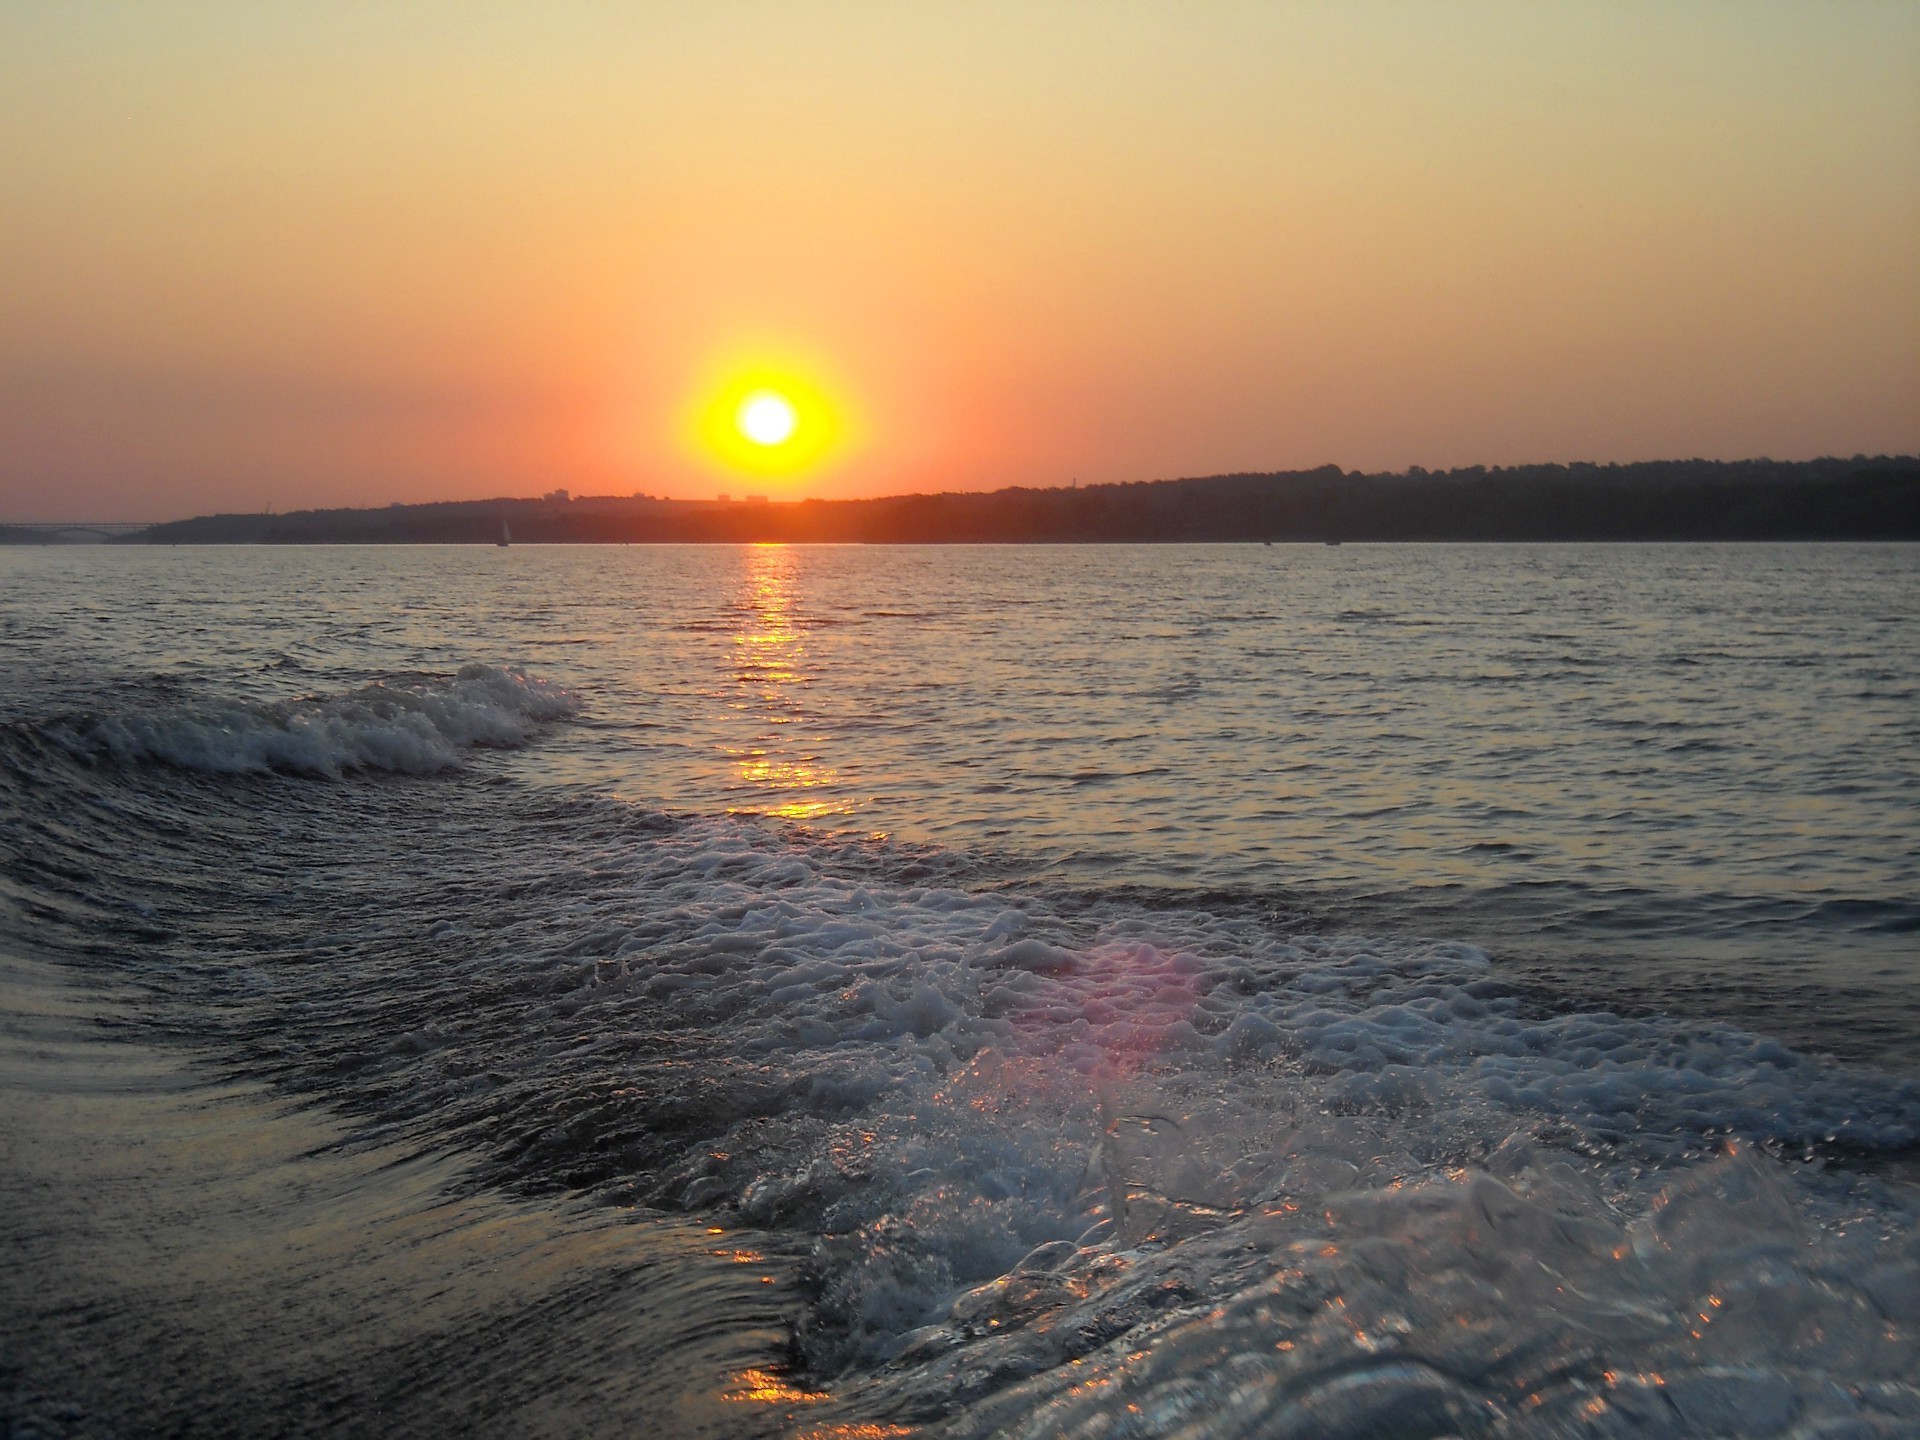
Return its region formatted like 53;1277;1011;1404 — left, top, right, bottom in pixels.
32;664;577;777
3;685;1916;1436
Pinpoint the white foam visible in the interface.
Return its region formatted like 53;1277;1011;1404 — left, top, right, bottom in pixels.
330;803;1917;1414
106;784;1911;1428
48;665;577;777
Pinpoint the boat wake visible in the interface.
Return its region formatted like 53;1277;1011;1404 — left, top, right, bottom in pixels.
3;669;1916;1436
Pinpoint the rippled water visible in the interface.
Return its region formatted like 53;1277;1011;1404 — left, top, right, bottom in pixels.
6;542;1916;1062
2;542;1917;1437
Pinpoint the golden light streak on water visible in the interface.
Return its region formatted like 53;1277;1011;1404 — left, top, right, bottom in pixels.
725;544;859;820
722;1367;831;1406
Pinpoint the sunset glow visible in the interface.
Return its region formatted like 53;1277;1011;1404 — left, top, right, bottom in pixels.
0;4;1915;521
691;359;851;485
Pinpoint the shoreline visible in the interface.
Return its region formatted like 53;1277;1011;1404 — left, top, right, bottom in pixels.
8;456;1909;547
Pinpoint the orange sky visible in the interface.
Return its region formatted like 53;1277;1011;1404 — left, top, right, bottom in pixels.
3;4;1917;520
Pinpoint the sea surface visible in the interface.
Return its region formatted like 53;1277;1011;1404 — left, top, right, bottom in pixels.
2;542;1917;1437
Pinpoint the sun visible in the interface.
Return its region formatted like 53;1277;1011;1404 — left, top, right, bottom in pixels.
690;353;854;481
738;391;797;447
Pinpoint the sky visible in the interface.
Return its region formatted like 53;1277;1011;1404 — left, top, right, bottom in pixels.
2;3;1916;521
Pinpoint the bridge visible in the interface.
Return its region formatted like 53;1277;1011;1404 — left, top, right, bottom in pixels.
0;521;152;544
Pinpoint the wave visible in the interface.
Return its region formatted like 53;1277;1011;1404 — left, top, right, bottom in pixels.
30;664;578;778
3;719;1915;1433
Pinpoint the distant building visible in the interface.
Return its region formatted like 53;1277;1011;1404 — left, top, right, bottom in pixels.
745;494;769;505
716;493;732;504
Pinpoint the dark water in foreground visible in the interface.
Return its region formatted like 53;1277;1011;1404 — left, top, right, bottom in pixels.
2;543;1916;1436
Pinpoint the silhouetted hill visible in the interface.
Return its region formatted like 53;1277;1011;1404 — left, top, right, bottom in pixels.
126;457;1920;545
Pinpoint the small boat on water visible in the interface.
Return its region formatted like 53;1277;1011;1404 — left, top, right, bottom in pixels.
497;520;511;548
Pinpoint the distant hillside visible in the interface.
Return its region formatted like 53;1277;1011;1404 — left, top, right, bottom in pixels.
127;456;1920;545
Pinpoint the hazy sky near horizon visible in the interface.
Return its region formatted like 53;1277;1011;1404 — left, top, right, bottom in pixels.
3;3;1916;520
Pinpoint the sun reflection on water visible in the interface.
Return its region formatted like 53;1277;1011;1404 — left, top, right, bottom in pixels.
725;544;858;821
722;1367;830;1406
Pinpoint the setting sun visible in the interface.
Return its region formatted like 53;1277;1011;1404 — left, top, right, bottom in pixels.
689;352;857;484
737;392;797;447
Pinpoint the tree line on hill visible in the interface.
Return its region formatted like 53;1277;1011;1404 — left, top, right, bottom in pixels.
114;456;1920;545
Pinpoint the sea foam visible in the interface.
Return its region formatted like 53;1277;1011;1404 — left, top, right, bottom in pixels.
9;729;1915;1434
43;664;577;777
198;796;1918;1430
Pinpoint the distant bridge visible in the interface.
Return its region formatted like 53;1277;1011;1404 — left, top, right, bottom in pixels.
0;521;151;544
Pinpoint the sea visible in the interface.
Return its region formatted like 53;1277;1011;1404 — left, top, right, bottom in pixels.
2;541;1916;1438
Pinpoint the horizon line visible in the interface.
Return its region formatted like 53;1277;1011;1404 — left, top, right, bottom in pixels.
6;451;1917;529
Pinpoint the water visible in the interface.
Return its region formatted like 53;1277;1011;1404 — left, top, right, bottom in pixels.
2;542;1917;1436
